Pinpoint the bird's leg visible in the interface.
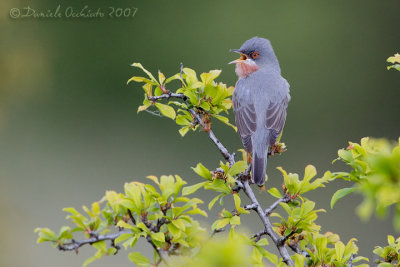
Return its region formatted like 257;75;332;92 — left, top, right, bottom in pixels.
247;152;253;164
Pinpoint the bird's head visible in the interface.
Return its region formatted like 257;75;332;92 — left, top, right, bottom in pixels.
230;37;279;78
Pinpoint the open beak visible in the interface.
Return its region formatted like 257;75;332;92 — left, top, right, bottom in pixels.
229;49;248;64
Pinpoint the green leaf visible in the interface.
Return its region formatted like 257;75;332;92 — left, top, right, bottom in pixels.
212;218;230;230
212;114;237;131
83;254;102;267
268;188;282;199
128;252;152;267
182;182;207;196
335;241;345;261
330;187;356;208
191;163;212;180
250;246;263;264
228;161;248;176
127;76;155;85
131;63;158;84
230;215;240;225
208;194;222;210
155;103;176;119
158;71;166;85
93;241;107;253
293;253;305;267
35;227;57;243
172;219;186;231
151;232;165;243
178;126;190;137
388;235;395;245
115;233;135;244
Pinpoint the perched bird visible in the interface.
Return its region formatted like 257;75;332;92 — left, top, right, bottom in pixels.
230;37;290;185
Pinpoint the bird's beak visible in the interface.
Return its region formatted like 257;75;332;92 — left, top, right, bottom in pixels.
229;49;248;64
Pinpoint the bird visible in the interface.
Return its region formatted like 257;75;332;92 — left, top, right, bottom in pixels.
230;37;290;185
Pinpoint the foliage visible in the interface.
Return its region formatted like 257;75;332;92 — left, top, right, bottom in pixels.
127;63;236;136
35;63;398;267
387;53;400;71
330;137;400;230
374;235;400;266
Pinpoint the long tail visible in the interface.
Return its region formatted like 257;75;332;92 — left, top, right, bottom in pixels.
251;130;269;185
252;152;267;185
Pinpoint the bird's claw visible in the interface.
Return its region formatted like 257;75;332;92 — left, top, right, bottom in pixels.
269;142;286;156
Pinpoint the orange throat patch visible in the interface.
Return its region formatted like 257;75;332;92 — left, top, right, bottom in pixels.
235;61;259;78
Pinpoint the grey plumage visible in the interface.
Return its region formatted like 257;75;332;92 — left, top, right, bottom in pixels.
231;37;290;185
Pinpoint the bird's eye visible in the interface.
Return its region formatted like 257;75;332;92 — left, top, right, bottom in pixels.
240;54;247;60
251;51;259;59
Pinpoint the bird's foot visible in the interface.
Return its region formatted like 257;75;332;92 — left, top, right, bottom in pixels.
269;142;287;156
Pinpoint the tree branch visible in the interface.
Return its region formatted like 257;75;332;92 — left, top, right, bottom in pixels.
265;194;291;216
148;93;186;101
242;180;294;265
146;235;170;267
58;229;131;251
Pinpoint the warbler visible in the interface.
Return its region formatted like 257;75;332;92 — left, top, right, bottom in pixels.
230;37;290;185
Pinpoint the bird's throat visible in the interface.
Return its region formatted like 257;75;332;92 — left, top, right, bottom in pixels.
235;61;259;78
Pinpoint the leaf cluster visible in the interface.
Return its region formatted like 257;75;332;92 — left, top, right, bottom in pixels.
128;63;236;136
331;137;400;230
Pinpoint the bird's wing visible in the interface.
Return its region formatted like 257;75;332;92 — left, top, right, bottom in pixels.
265;94;289;145
233;90;256;153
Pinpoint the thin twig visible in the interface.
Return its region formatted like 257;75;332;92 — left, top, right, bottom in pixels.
127;209;136;225
252;229;267;242
145;109;162;117
265;194;291;216
58;229;131;251
347;254;354;267
148;93;186;101
146;236;170;267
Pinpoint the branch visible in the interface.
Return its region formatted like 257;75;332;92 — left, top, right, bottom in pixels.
58;229;131;251
242;180;294;265
252;229;267;242
146;235;170;267
265;194;291;216
186;106;233;164
347;254;354;267
288;242;310;259
148;93;186;101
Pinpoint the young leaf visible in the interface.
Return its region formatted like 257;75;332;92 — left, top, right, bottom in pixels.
228;161;248;176
208;194;222;210
268;187;283;199
155;103;176;119
128;252;152;267
330;187;356;208
131;63;158;84
182;182;207;196
191;163;212;180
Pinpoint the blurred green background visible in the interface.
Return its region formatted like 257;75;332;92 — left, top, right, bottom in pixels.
0;0;399;266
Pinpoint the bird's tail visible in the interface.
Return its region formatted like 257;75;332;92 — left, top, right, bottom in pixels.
252;152;267;185
251;130;269;185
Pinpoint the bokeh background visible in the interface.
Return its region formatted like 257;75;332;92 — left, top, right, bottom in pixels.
0;0;399;266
